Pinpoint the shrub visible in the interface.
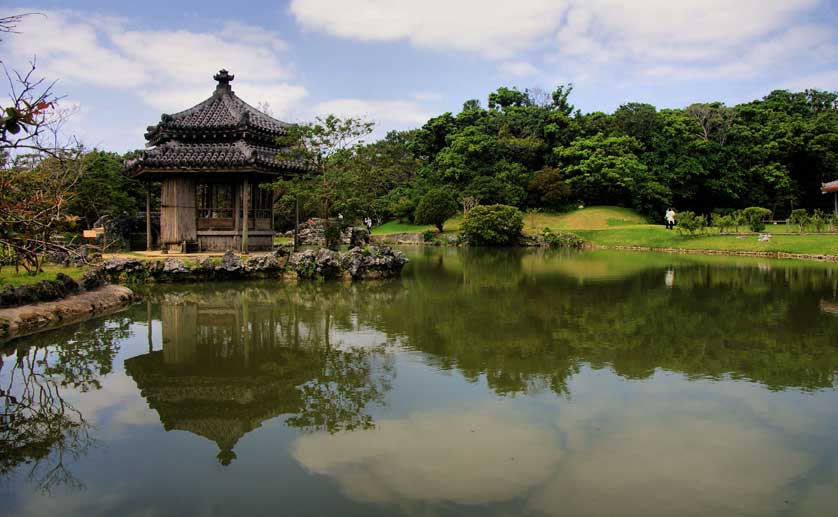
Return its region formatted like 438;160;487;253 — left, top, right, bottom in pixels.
710;213;734;233
415;189;458;232
323;221;342;249
788;209;809;232
422;229;437;243
741;207;771;232
542;227;585;248
812;209;827;233
461;204;524;246
676;211;706;235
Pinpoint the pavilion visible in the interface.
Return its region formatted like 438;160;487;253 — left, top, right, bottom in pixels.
126;69;306;253
822;180;838;216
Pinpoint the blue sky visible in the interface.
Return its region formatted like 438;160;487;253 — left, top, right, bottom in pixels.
3;0;838;152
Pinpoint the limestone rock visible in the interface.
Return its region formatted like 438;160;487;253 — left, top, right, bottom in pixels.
162;258;189;274
219;250;242;272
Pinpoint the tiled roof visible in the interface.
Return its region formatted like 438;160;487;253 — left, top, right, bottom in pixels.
129;70;306;176
822;180;838;193
128;141;307;174
147;91;290;139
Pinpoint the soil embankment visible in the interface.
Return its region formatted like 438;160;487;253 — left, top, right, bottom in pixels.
0;285;135;342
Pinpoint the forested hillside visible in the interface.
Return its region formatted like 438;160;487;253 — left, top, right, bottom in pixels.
284;86;838;227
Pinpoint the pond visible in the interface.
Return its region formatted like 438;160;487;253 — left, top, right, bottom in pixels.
3;248;838;516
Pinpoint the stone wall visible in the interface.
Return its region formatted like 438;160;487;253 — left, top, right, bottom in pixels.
96;246;408;284
291;219;370;247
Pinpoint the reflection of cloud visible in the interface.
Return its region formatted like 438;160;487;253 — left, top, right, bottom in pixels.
292;403;561;505
65;372;160;436
294;374;820;515
531;415;810;516
526;381;816;517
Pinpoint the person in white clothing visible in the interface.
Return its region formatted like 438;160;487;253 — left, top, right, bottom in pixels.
665;208;676;230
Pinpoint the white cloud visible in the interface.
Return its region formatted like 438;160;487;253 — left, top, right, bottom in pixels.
641;24;835;81
782;69;838;91
498;61;541;78
290;0;568;59
409;91;444;102
3;9;307;117
312;98;432;126
290;0;828;83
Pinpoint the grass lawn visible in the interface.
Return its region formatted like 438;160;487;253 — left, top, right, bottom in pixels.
576;225;838;255
0;264;87;288
374;205;838;256
371;221;434;235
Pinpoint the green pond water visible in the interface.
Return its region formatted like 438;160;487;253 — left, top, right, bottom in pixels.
3;248;838;516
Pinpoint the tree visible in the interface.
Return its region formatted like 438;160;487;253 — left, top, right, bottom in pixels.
527;167;572;210
685;103;735;145
488;87;532;111
274;114;374;219
415;188;458;232
0;152;84;273
550;83;575;117
326;130;421;222
0;15;86;273
612;102;659;148
67;150;145;228
558;133;669;213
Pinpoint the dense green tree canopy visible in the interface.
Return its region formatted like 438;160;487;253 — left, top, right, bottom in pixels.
309;85;838;227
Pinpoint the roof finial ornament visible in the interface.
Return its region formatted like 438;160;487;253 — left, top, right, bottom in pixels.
213;69;234;92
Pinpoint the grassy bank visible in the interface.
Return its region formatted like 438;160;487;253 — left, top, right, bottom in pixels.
576;226;838;255
0;264;87;288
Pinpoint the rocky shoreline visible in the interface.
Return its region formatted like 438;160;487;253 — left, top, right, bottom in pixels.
97;246;408;283
0;246;407;342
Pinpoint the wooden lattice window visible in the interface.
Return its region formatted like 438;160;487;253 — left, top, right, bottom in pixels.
197;183;234;219
249;184;273;220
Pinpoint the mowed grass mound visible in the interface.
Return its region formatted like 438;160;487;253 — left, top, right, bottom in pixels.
523;206;648;233
374;206;647;235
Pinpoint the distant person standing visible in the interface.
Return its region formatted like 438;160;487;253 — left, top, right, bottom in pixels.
364;217;373;231
665;208;676;230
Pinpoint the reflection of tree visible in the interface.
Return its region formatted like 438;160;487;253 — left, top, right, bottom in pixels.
374;250;838;395
0;316;128;491
126;286;393;465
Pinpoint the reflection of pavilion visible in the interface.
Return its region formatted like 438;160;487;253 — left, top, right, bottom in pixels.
125;289;388;465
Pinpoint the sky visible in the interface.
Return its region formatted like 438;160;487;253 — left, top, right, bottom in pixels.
2;0;838;152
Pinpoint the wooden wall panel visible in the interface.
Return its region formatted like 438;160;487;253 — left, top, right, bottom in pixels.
160;177;197;244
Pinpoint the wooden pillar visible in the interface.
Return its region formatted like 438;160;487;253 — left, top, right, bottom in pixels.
242;176;250;254
233;183;241;231
271;187;276;243
146;183;152;251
